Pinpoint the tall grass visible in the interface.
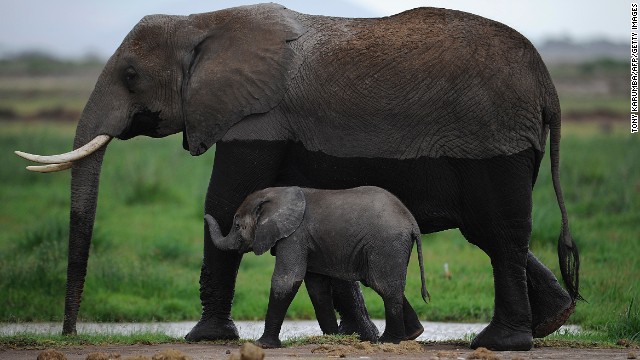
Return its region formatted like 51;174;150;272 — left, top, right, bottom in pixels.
1;121;638;344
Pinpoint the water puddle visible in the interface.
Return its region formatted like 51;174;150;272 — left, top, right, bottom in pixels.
0;321;580;341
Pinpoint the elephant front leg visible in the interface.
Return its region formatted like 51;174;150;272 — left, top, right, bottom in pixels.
185;237;243;341
256;278;303;348
186;140;289;341
257;242;307;349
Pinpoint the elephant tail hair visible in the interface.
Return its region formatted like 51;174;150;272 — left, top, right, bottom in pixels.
413;231;430;303
547;107;583;302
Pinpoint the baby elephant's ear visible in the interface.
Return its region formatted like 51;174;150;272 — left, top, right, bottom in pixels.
253;187;306;255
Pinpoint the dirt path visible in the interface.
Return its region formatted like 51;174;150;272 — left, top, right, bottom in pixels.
2;342;636;360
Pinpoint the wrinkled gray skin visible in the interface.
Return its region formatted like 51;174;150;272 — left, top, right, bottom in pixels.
205;186;429;348
32;3;580;351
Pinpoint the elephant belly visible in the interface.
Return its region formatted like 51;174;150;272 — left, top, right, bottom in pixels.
278;142;458;233
306;250;372;283
277;141;541;234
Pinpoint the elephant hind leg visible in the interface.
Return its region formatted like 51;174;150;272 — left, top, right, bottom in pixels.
461;219;534;350
366;257;408;343
527;251;575;337
402;296;424;340
331;278;379;341
470;236;533;351
305;272;339;335
455;148;539;350
378;293;406;343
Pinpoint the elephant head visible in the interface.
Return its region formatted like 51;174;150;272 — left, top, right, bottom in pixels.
205;187;306;256
14;4;305;335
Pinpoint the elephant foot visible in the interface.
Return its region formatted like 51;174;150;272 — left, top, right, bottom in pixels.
404;324;424;341
378;332;403;344
532;301;576;338
527;251;577;338
185;317;239;342
470;321;533;351
338;318;379;342
255;335;282;349
528;266;576;337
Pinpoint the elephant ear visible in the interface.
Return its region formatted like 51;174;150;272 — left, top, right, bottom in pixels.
253;187;306;256
182;4;305;155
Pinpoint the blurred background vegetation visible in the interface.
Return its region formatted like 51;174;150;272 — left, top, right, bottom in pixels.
0;38;638;345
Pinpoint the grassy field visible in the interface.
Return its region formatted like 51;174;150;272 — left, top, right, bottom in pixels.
0;120;638;344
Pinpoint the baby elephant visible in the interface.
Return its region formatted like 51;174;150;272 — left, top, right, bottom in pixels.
205;186;429;348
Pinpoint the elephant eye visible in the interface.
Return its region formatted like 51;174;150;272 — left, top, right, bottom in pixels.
123;67;138;93
235;223;240;231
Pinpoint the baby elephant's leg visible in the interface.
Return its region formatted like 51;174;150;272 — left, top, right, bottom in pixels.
378;290;406;343
402;296;424;340
368;266;407;343
256;243;307;349
305;272;339;335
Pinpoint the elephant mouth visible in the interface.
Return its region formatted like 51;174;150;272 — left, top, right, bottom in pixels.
118;107;163;140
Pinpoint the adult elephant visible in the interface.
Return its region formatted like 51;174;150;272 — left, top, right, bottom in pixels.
16;4;580;351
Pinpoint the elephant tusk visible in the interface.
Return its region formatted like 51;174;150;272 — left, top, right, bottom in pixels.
15;134;112;164
26;162;73;173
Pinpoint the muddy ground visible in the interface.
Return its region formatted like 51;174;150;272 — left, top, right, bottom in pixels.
2;341;637;360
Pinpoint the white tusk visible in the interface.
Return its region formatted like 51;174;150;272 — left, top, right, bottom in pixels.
15;134;111;164
26;162;73;173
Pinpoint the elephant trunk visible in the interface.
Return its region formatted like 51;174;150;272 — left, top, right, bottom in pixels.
62;114;110;335
204;215;238;251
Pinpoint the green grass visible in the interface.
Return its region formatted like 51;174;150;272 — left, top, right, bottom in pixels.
1;121;638;346
0;333;184;349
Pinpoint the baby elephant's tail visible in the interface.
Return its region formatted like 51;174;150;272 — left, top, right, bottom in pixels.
413;231;430;303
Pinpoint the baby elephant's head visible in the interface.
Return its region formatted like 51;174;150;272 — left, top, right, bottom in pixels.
205;187;306;255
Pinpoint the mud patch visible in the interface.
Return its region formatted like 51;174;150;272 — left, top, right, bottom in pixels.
38;349;67;360
150;349;192;360
467;347;499;360
37;348;193;360
86;352;121;360
228;343;265;360
311;340;424;357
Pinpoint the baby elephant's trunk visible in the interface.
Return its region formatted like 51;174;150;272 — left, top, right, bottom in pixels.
414;231;430;303
205;214;235;251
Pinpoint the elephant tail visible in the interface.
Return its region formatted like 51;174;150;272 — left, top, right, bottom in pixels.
546;107;583;302
413;231;430;303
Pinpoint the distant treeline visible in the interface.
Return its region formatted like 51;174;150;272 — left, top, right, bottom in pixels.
0;51;104;76
537;38;627;64
0;48;629;121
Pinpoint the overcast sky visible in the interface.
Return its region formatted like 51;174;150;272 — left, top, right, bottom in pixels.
0;0;630;59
